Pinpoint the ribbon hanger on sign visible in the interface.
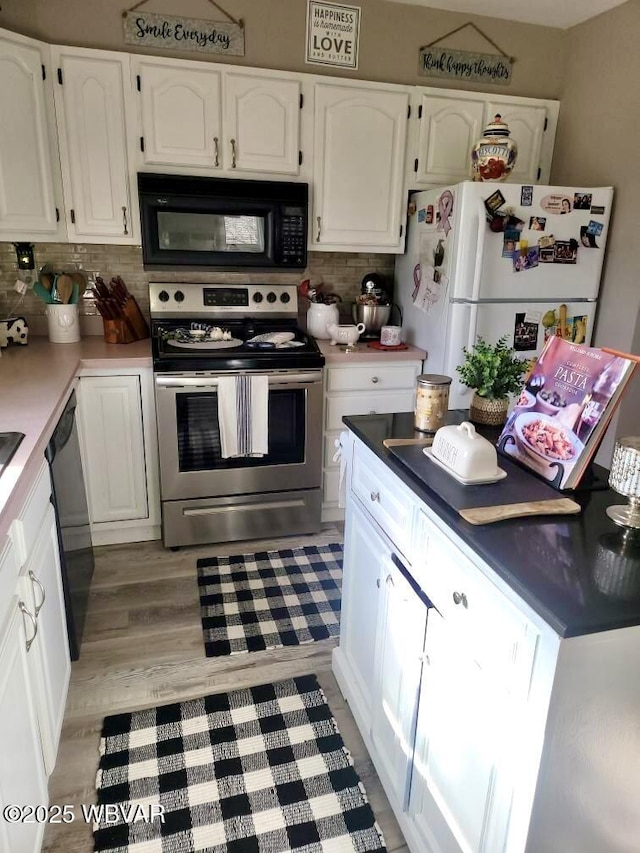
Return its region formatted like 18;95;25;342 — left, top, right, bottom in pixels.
420;21;513;63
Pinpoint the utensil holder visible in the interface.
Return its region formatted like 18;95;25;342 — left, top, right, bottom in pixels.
46;303;80;343
102;318;137;344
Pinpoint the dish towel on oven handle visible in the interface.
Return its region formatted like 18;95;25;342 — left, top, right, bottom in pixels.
217;374;269;458
332;429;351;509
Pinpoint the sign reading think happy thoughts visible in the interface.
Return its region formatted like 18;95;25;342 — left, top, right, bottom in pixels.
306;1;361;69
418;47;512;85
123;11;244;56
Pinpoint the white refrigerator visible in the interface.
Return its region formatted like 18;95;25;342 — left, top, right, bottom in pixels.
395;181;613;409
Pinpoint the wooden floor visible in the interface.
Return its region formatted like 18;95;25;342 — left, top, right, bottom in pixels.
43;527;409;853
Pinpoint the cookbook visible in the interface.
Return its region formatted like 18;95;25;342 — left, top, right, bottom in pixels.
497;336;638;489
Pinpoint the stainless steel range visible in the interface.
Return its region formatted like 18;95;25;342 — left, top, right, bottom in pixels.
151;282;325;548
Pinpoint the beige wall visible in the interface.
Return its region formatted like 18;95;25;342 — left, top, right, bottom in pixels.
551;0;640;460
0;0;563;98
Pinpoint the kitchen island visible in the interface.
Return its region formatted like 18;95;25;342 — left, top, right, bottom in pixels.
334;412;640;853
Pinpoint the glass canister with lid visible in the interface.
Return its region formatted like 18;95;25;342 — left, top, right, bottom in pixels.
414;374;452;432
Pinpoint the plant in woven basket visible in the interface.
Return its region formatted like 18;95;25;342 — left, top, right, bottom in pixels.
457;336;526;425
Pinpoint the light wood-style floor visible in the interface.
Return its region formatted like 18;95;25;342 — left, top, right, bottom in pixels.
42;527;409;852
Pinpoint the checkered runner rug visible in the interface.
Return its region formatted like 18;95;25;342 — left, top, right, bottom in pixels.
94;674;386;853
197;543;343;657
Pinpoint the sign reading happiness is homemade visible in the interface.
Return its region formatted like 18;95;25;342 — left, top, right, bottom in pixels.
419;47;512;85
123;11;244;56
306;1;361;69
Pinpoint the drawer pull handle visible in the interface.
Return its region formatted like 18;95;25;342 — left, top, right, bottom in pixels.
370;491;380;502
376;578;381;588
230;138;237;168
29;570;46;617
371;376;379;384
213;136;219;166
18;601;38;652
122;205;128;235
385;572;394;587
316;215;322;242
452;591;468;608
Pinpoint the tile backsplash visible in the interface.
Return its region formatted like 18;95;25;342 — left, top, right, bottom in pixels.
0;242;395;327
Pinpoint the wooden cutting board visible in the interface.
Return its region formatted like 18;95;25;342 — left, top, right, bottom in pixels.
387;443;581;525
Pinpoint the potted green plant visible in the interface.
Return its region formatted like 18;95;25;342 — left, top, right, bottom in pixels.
456;335;526;425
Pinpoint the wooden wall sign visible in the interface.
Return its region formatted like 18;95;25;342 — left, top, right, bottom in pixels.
123;11;245;56
306;1;361;69
418;23;513;86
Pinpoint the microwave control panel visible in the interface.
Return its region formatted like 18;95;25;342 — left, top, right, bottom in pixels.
279;206;306;266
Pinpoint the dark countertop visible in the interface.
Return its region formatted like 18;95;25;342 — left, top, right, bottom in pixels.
344;412;640;639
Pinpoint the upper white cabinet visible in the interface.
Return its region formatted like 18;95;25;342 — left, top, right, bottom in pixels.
51;47;138;243
133;58;302;176
407;87;559;189
312;81;409;252
0;29;65;241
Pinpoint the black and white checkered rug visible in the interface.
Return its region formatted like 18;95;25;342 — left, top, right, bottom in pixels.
197;543;343;657
94;674;386;853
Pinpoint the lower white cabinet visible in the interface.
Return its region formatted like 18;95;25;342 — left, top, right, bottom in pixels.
77;368;160;545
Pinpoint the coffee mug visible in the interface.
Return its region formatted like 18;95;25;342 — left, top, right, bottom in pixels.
380;325;402;346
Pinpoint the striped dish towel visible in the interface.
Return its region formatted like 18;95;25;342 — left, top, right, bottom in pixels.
217;375;269;458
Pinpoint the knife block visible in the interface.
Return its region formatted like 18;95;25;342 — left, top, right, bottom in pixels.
102;317;137;344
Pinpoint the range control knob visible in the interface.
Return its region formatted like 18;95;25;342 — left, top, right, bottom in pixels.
280;292;291;303
174;290;185;302
253;292;264;303
158;290;170;303
266;291;277;303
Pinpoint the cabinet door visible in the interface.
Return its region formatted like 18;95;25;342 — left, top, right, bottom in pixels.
313;82;408;250
484;101;547;185
224;72;301;174
77;375;148;523
338;498;385;730
415;94;484;185
137;60;222;168
19;506;71;775
410;608;514;853
53;49;136;242
371;555;427;807
0;602;48;853
0;34;63;239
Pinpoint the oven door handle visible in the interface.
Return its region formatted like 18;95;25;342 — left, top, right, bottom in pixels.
155;373;322;389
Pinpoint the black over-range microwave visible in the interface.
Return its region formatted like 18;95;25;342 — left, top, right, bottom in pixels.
138;173;308;271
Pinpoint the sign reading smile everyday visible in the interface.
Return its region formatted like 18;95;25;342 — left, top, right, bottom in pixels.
123;11;244;56
306;1;361;69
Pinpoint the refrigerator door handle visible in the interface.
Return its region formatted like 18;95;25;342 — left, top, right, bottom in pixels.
466;302;479;351
470;199;486;302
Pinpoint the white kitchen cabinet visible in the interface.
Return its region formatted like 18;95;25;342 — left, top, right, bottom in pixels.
312;81;409;252
77;368;160;545
407;87;559;189
321;360;421;521
51;47;138;243
133;58;302;176
0;28;65;241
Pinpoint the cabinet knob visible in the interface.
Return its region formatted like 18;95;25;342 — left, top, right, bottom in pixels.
122;205;128;236
230;138;237;168
18;600;38;653
371;376;379;384
28;570;46;617
213;137;219;167
370;491;380;502
316;215;322;242
452;591;468;608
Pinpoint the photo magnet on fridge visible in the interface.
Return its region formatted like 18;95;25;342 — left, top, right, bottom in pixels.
502;229;520;258
514;312;539;351
529;216;546;231
425;205;434;224
513;247;539;272
591;204;605;215
580;226;599;248
539;247;555;263
484;189;506;216
521;185;534;206
541;194;573;215
553;239;578;263
418;208;426;223
505;213;525;232
587;220;604;236
573;192;592;210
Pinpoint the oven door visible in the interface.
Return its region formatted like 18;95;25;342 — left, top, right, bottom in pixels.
155;370;323;500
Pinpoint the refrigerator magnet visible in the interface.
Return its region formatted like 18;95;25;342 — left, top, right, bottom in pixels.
418;208;426;223
505;213;525;231
502;229;520;258
553;239;578;263
573;192;592;210
529;216;546;231
541;194;573;214
425;205;434;224
587;219;604;236
591;204;605;215
513;247;539;272
539;247;555;263
538;234;555;249
521;185;534;206
484;189;506;216
580;226;599;248
514;312;539;351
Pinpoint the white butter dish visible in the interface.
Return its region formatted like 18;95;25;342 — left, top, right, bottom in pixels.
423;446;507;485
428;421;507;485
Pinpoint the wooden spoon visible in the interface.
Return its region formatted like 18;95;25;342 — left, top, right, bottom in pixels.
56;273;74;304
40;272;53;292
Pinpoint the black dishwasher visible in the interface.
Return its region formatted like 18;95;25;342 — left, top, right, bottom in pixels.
45;391;94;660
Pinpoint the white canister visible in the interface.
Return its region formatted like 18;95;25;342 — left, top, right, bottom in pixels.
46;303;80;343
380;325;402;346
306;302;339;340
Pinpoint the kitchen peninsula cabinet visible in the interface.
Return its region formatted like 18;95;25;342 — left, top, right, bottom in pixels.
51;47;139;244
0;29;66;242
407;88;559;188
312;80;409;252
77;367;160;545
132;58;303;176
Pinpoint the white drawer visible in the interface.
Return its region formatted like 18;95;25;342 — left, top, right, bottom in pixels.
325;390;414;431
323;469;340;505
351;441;414;559
11;461;52;569
415;511;537;698
326;363;420;392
